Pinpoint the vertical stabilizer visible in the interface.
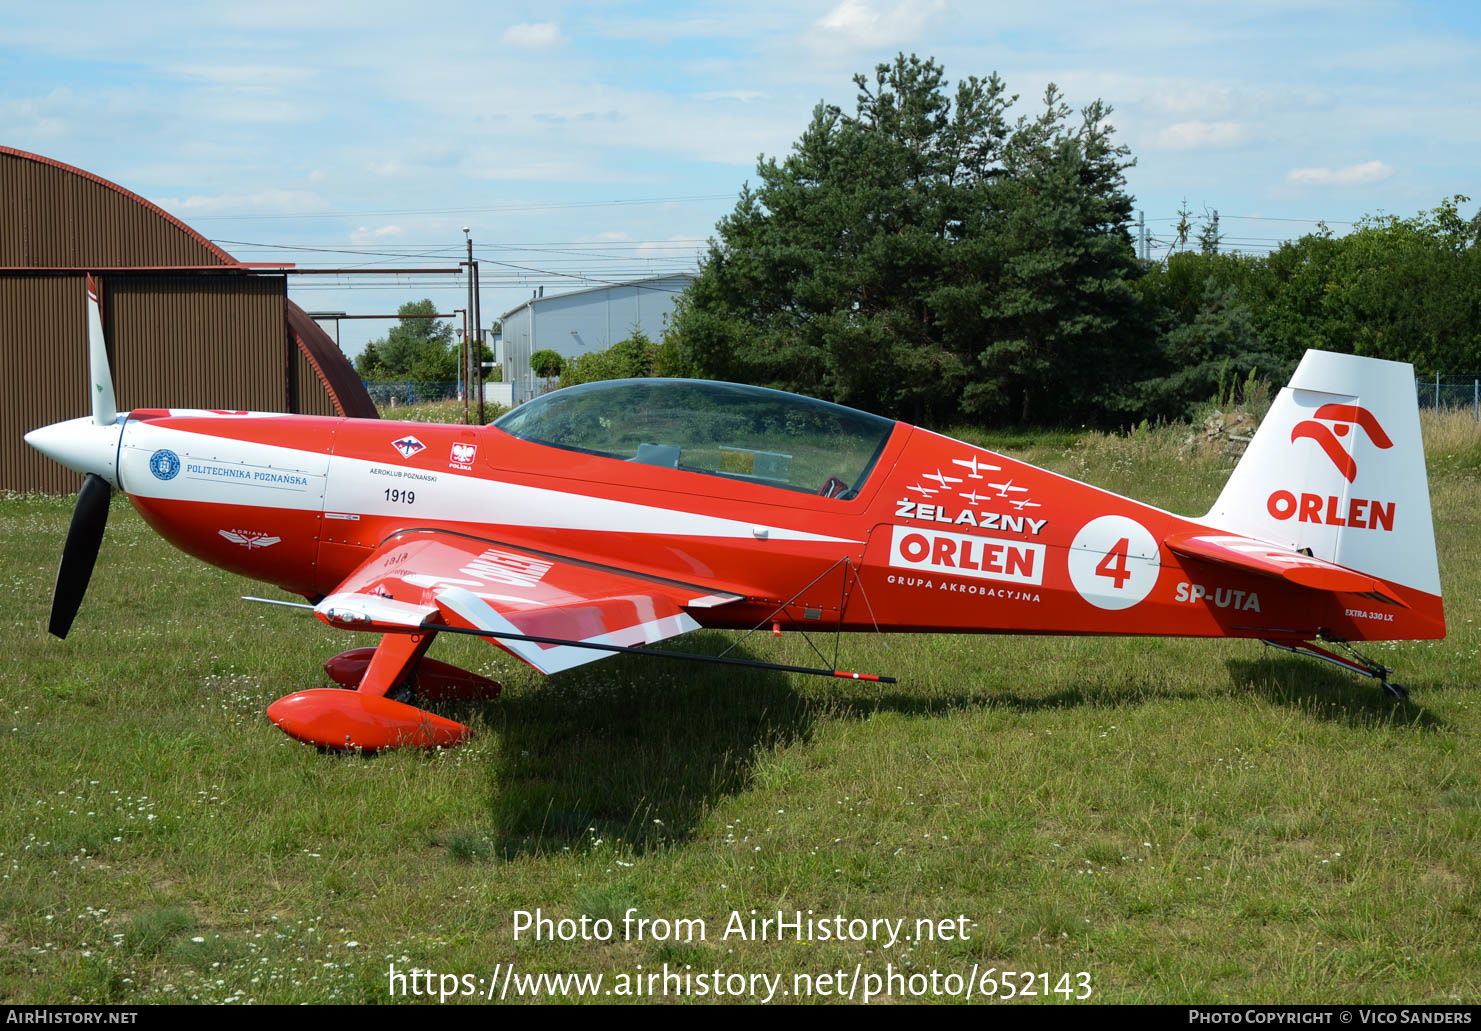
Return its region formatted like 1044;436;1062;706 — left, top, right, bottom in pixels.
1205;350;1440;598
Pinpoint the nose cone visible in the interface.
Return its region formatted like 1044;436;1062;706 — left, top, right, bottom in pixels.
24;416;124;486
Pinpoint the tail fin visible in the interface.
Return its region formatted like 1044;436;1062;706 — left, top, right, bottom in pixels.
1205;350;1440;599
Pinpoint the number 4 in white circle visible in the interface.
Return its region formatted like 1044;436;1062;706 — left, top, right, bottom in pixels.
1095;537;1133;589
1068;516;1160;610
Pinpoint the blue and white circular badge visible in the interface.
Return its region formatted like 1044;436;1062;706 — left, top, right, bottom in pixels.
148;448;181;481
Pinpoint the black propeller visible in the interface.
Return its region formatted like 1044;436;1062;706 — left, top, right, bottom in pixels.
49;472;111;639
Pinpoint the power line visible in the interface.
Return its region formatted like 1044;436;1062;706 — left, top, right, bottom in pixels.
177;193;735;222
1144;214;1355;226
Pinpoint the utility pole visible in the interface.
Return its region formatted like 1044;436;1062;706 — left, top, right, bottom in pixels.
1213;209;1220;255
1138;210;1146;262
463;228;475;425
474;255;485;425
455;307;468;426
456;307;468;421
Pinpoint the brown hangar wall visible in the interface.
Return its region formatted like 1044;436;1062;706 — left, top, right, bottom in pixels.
0;147;376;493
1;275;89;493
104;275;288;412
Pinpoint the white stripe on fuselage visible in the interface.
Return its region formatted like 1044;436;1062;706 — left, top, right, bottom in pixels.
120;421;860;544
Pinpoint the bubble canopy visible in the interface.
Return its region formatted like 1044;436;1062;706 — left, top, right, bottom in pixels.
494;378;897;499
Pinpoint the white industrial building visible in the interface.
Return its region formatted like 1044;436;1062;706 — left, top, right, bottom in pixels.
494;273;695;404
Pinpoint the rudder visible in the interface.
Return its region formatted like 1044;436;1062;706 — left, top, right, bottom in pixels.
1205;350;1441;600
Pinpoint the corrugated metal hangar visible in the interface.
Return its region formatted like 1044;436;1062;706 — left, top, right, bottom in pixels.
1;146;376;493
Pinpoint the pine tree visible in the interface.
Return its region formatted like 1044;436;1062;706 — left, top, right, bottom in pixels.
670;54;1152;425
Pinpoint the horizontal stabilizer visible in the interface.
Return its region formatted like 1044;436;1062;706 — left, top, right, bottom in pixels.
1164;531;1392;598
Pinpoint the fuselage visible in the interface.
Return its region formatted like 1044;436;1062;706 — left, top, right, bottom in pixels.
98;406;1442;645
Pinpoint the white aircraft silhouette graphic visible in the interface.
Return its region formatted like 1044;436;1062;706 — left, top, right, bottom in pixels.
922;468;964;489
950;455;1000;479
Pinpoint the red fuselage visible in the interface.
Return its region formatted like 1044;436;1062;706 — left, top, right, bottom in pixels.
116;409;1444;646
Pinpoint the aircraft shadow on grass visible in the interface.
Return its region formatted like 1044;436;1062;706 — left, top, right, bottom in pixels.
457;643;811;858
429;638;1456;858
1223;656;1449;733
461;645;1190;858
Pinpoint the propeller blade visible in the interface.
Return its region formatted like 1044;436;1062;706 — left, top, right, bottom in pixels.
49;472;111;639
86;275;116;427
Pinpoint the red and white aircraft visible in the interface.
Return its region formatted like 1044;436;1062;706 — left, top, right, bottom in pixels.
25;281;1445;751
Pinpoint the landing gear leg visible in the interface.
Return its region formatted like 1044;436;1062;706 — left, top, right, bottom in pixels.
355;631;435;700
323;644;503;700
1261;636;1409;701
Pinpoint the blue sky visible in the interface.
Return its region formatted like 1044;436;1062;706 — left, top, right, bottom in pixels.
3;1;1477;357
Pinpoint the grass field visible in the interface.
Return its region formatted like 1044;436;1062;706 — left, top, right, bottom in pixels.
1;412;1478;1005
375;398;510;424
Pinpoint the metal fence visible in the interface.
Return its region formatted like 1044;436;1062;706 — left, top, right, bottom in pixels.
361;380;460;407
1415;377;1480;421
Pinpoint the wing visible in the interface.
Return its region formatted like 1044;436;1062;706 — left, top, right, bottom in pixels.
314;530;743;674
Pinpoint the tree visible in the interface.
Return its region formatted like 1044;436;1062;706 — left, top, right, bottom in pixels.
354;300;457;381
560;326;660;387
670;53;1152;426
1138;277;1285;418
1318;196;1480;373
530;349;565;392
1242;197;1479;374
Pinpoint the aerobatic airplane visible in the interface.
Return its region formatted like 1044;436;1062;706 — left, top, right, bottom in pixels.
24;280;1445;751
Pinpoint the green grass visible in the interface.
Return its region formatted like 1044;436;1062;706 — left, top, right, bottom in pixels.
374;398;509;424
1;413;1478;1004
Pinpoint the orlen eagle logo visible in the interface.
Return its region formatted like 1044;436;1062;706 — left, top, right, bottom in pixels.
1291;403;1392;483
1269;404;1397;531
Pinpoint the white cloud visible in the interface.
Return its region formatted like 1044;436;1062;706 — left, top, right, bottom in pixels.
695;90;768;103
499;22;566;50
814;0;944;50
0;89;73;141
151;189;328;217
1285;160;1395;186
1143;86;1235;118
188;90;316;125
168;64;317;87
1153;120;1249;150
637;235;705;258
349;224;403;244
463;156;659;186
